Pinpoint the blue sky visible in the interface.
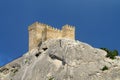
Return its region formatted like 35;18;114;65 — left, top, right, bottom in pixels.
0;0;120;66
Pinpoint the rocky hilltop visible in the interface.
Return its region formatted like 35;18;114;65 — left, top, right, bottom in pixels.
0;39;120;80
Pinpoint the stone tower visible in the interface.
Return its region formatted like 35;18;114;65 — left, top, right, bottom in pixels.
28;22;75;51
62;25;75;40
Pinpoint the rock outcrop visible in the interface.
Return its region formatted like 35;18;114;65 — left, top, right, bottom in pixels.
0;39;120;80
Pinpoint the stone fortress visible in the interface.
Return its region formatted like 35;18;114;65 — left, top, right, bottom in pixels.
28;22;75;50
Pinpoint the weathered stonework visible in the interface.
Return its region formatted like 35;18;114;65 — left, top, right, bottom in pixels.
28;22;75;50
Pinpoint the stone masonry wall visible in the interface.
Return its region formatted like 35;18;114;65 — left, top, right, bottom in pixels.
46;26;62;40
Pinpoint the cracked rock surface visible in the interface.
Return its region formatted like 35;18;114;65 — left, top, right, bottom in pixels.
0;39;120;80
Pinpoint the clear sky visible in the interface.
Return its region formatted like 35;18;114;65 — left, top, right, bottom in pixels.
0;0;120;66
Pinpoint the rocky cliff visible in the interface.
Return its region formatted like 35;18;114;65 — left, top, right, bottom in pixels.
0;39;120;80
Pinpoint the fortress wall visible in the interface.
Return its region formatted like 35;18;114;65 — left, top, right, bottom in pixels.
46;26;62;40
62;25;75;40
28;22;75;51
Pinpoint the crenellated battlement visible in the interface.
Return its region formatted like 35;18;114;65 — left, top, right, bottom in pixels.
63;24;74;28
62;24;75;30
28;22;75;50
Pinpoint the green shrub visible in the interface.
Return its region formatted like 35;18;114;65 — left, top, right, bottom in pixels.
101;66;108;71
100;48;119;59
49;77;54;80
48;76;55;80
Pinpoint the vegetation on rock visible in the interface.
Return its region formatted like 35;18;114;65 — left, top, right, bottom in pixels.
100;48;119;59
49;76;54;80
101;66;108;71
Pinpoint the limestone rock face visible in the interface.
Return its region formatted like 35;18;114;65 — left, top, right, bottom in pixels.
1;39;120;80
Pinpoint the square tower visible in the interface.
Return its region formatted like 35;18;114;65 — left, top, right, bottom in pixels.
28;22;46;50
62;25;75;40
